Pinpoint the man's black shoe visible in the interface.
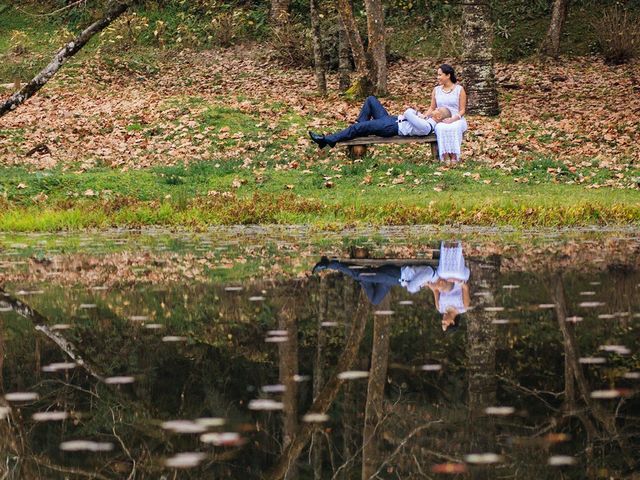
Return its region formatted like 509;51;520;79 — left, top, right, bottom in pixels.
309;131;327;149
312;256;330;274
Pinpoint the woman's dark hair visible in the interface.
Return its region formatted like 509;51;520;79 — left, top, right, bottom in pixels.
444;314;462;334
439;64;457;83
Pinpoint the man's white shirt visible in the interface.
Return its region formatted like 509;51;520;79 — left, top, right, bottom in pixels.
397;108;437;136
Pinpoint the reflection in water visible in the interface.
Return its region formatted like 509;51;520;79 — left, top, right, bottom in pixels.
0;233;639;479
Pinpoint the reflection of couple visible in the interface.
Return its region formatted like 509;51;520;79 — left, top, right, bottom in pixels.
312;241;470;332
309;64;468;164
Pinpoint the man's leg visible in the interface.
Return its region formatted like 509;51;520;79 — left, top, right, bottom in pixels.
361;283;393;305
325;116;399;145
356;96;390;123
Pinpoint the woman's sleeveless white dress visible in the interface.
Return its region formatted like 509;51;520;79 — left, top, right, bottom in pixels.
434;84;468;160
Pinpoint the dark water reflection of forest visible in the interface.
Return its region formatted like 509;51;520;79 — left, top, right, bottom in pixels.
0;229;639;479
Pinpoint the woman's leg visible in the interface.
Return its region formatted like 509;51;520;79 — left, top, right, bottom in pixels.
356;96;390;123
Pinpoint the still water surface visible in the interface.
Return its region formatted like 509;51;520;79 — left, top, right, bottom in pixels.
0;228;638;479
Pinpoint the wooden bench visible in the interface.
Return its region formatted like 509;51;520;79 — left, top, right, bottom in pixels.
337;134;438;159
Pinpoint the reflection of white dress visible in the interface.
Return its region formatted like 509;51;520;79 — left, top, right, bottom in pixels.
434;85;468;160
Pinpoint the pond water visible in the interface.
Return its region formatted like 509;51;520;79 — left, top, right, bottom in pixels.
0;227;639;479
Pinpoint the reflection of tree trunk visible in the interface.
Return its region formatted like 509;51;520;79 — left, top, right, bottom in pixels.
279;303;299;480
362;297;391;479
466;256;500;478
267;293;371;480
310;0;327;96
312;277;328;479
549;273;634;469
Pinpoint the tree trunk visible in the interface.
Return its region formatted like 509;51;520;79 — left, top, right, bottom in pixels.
278;303;299;480
312;277;328;479
361;298;391;480
310;0;327;96
336;0;373;97
0;1;130;118
338;15;352;92
461;1;500;116
540;0;569;58
363;0;387;96
271;0;290;27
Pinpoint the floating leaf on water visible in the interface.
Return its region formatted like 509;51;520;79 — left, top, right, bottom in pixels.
538;303;556;309
33;411;68;422
79;304;97;309
302;413;330;423
421;364;443;372
484;406;515;416
579;357;606;364
599;345;630;355
502;285;520;289
225;286;243;292
105;376;135;385
249;296;265;302
566;316;583;323
195;417;226;427
5;392;39;402
431;463;467;474
579;291;596;296
265;336;288;343
398;300;413;305
614;312;630;317
200;432;241;446
544;433;570;443
91;286;108;291
0;306;12;312
261;384;286;393
321;322;339;327
589;281;601;286
548;455;576;466
161;420;207;433
0;406;10;419
590;390;621;399
491;319;511;325
267;330;287;336
164;452;206;468
60;440;114;452
484;307;504;312
162;336;187;342
579;301;605;308
623;371;640;380
129;315;149;322
42;362;77;372
464;453;503;464
597;314;616;319
51;324;72;330
248;399;284;411
374;310;395;316
145;323;164;329
293;374;311;382
337;371;369;380
474;291;491;297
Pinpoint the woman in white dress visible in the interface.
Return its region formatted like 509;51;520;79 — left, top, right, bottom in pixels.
425;64;468;164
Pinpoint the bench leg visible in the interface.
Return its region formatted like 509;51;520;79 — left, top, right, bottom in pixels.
430;142;439;161
347;145;368;159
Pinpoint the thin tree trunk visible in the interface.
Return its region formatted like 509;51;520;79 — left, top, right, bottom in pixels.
278;303;299;480
271;0;290;27
540;0;569;58
0;1;130;118
310;0;327;96
312;277;328;479
361;298;391;480
336;0;373;96
461;1;500;116
338;15;352;92
266;294;371;480
363;0;387;96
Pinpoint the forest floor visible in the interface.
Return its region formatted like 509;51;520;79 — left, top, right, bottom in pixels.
1;45;639;230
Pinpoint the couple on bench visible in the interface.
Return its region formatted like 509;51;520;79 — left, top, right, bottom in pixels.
309;64;467;164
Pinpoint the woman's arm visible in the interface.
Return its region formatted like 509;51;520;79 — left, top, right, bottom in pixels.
431;287;440;311
425;87;437;116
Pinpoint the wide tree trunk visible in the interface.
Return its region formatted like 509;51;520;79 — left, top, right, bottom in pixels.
0;0;130;118
461;1;500;116
363;0;387;96
540;0;569;58
361;299;391;479
271;0;290;26
310;0;327;95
